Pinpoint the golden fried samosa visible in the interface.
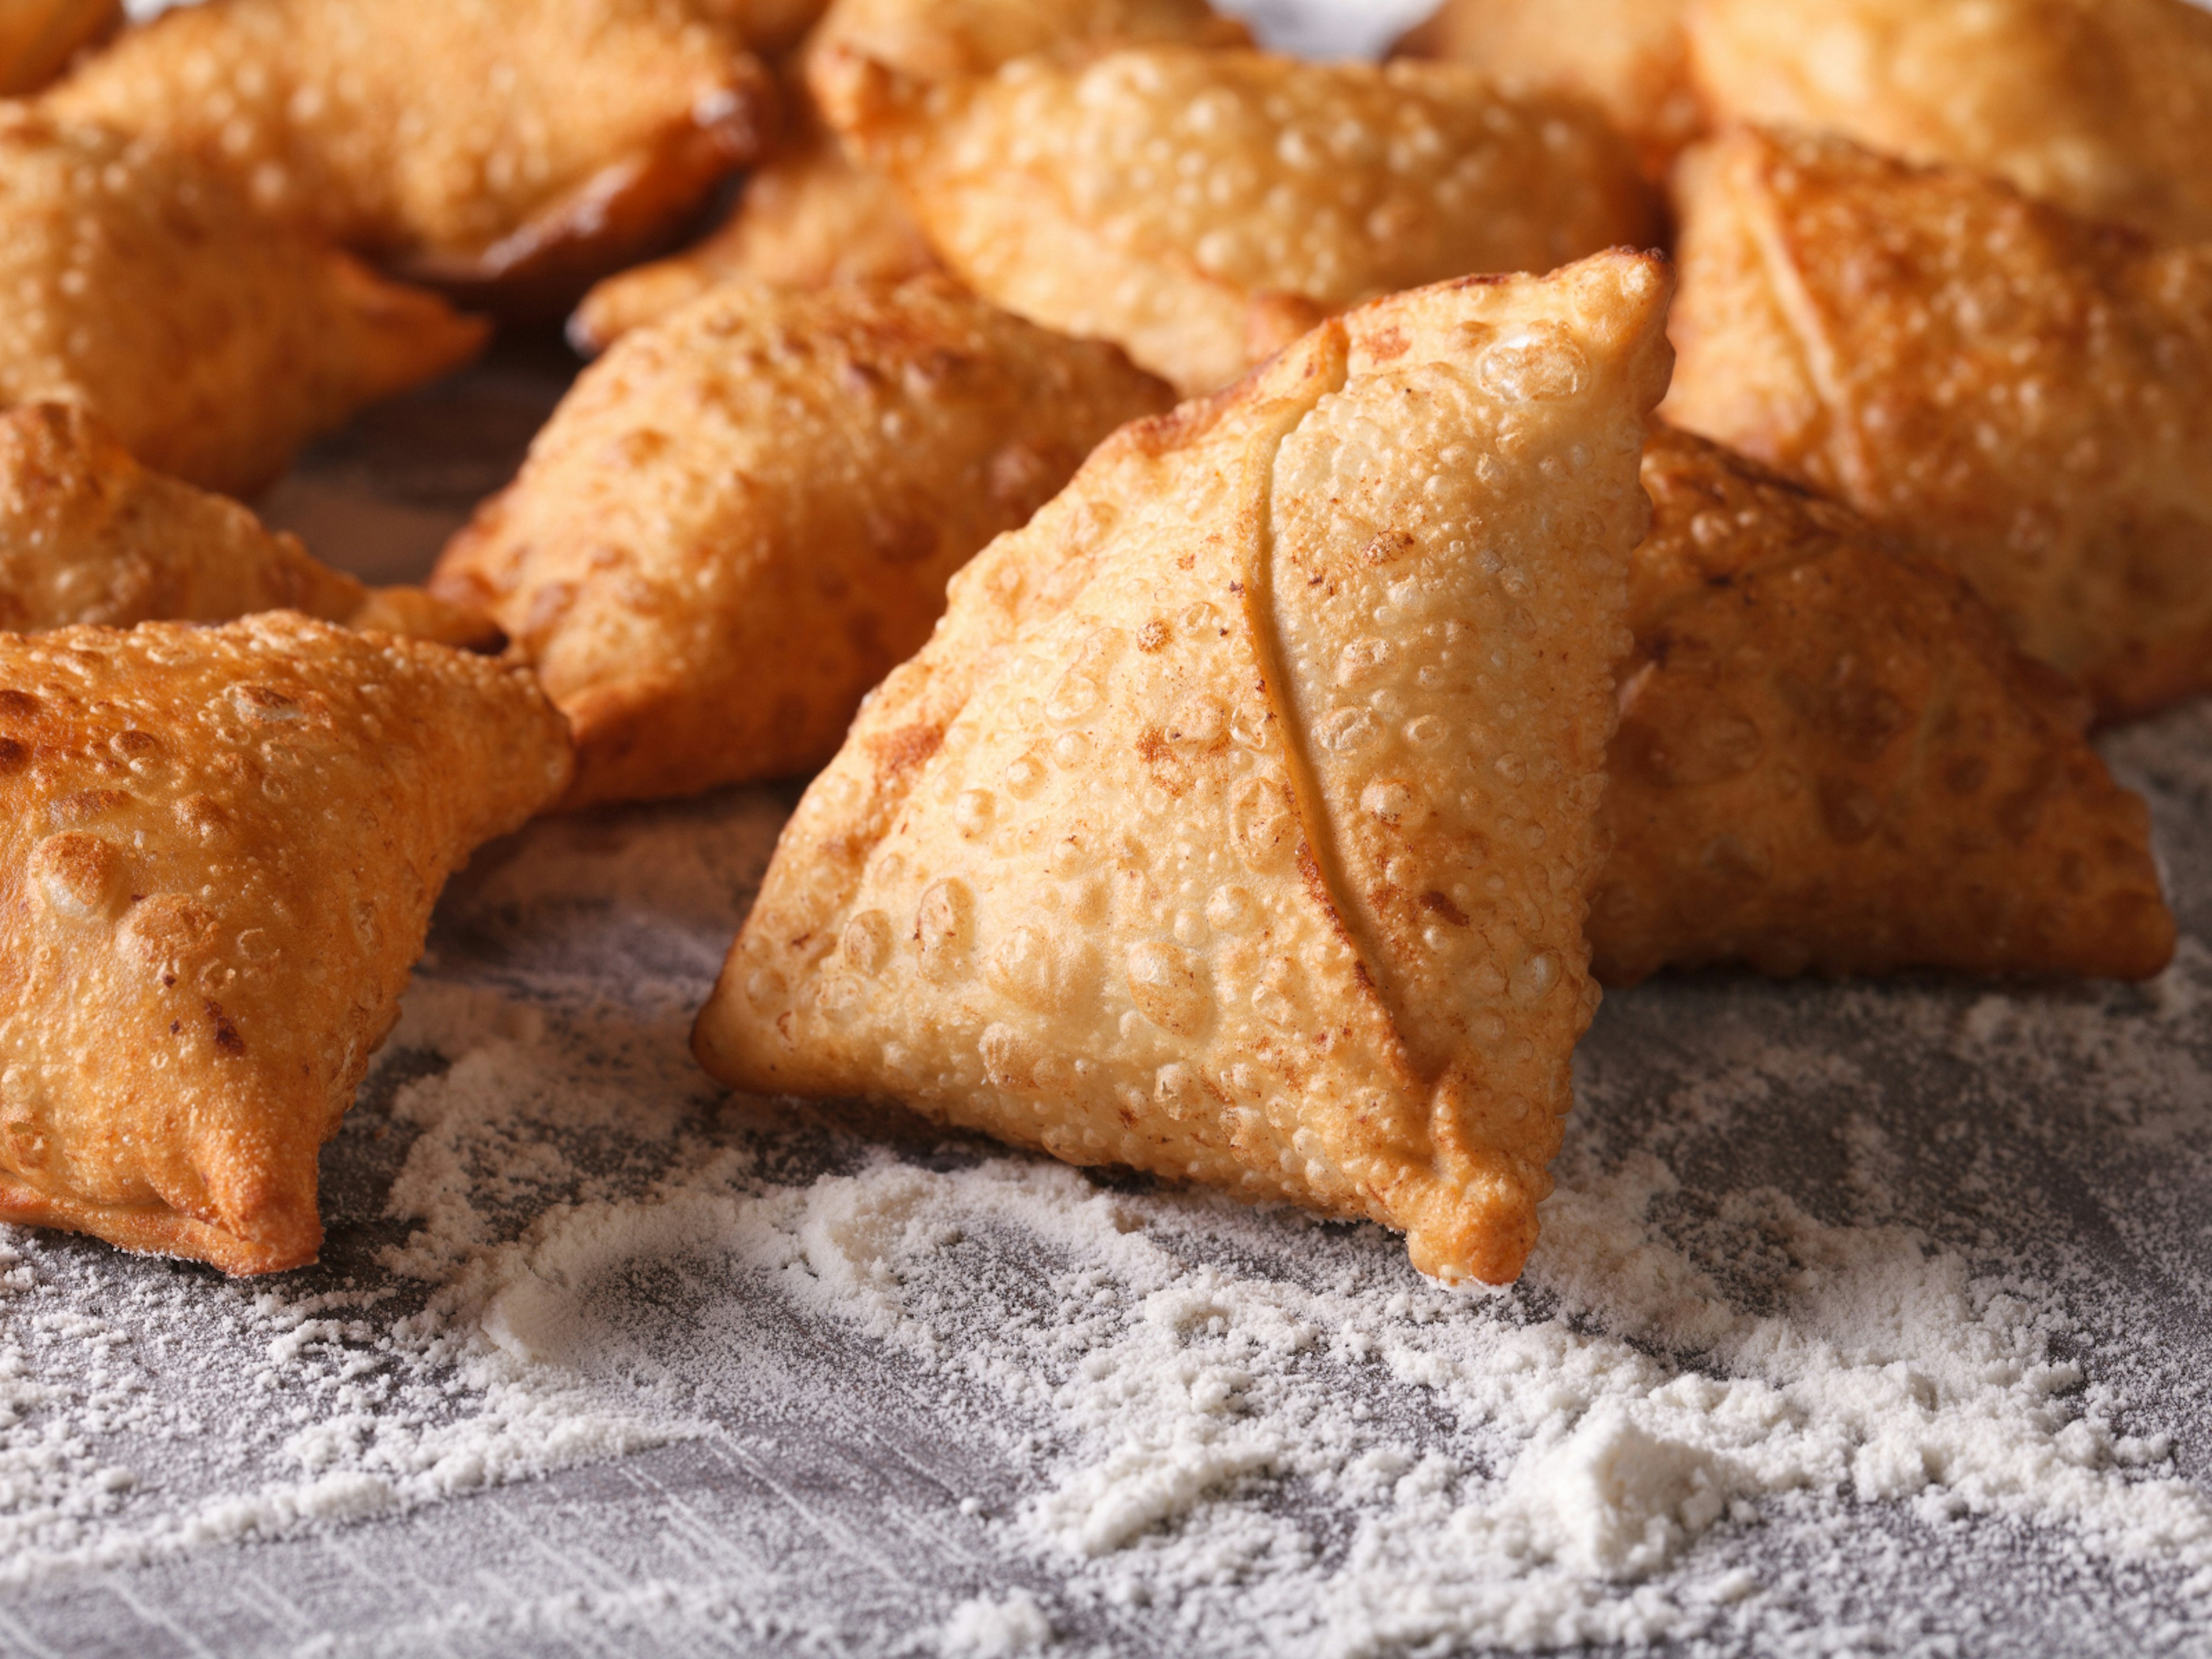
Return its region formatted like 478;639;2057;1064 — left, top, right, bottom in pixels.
0;403;494;646
435;276;1171;809
569;127;941;353
1687;0;2212;245
1664;127;2212;720
0;615;571;1274
571;0;1249;351
0;110;486;500
1392;0;1699;176
1594;427;2175;986
43;0;778;308
694;253;1676;1286
820;45;1659;395
0;0;117;94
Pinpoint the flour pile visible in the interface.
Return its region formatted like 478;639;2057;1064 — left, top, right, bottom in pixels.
0;701;2208;1656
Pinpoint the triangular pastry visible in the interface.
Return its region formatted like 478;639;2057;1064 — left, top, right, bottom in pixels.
43;0;778;309
0;403;493;646
1594;427;2176;986
817;44;1658;396
0;614;572;1274
0;108;486;499
695;252;1676;1285
1663;126;2212;720
437;276;1171;809
1687;0;2212;246
571;0;1250;351
1392;0;1699;178
0;0;116;94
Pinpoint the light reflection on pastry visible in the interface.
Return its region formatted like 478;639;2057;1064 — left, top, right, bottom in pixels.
1687;0;2212;245
0;108;487;499
0;0;118;94
1392;0;1699;177
0;403;495;647
1664;126;2212;721
0;614;572;1274
819;43;1660;395
694;253;1676;1286
42;0;779;310
1594;426;2176;986
435;275;1172;809
571;0;1250;352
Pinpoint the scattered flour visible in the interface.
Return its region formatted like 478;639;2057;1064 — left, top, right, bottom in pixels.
6;703;2207;1657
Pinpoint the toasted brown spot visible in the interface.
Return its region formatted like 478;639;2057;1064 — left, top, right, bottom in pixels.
1420;890;1469;927
867;722;943;778
0;690;39;719
206;1000;244;1055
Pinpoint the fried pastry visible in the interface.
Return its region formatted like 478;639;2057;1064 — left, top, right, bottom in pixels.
819;45;1659;395
569;125;941;353
1687;0;2212;245
0;0;117;94
1392;0;1699;176
0;403;494;646
694;253;1676;1286
1664;127;2212;720
571;0;1250;351
435;276;1171;808
0;614;571;1274
1594;427;2175;986
0;109;486;500
43;0;779;309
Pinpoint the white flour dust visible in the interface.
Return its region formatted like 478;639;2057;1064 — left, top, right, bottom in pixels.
0;707;2209;1657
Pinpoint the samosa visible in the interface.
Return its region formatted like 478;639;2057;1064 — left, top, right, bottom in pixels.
1595;427;2176;984
819;43;1658;395
571;0;1250;351
1664;127;2212;719
1687;0;2212;246
0;108;486;499
0;403;492;646
43;0;778;308
435;276;1172;808
0;0;116;93
0;615;571;1273
694;252;1676;1285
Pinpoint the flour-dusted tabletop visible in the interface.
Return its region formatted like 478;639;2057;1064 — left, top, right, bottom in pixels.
6;5;2212;1657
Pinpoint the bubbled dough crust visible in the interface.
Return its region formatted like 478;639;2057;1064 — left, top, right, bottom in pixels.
43;0;778;301
695;253;1675;1286
1594;427;2175;986
1686;0;2212;247
0;615;573;1275
823;46;1660;396
0;0;117;94
0;109;486;499
1663;127;2212;720
1392;0;1701;177
434;276;1171;809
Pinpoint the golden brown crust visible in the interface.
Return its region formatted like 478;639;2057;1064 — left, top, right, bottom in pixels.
804;0;1249;82
569;128;941;353
823;44;1660;395
1593;427;2176;986
1664;126;2212;720
1392;0;1701;176
693;253;1676;1286
0;109;487;499
43;0;779;309
1687;0;2212;245
0;615;572;1274
435;276;1172;809
0;0;117;93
